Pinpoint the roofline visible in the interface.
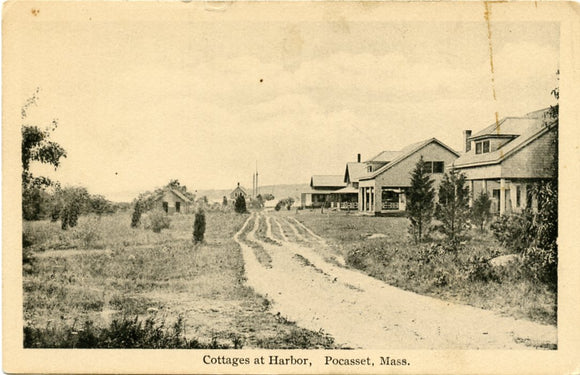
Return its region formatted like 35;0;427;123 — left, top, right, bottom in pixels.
360;138;460;181
167;188;192;202
469;133;518;142
365;149;398;162
454;123;556;169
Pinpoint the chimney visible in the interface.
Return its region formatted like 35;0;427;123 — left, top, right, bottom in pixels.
357;153;361;163
463;130;472;152
237;182;240;187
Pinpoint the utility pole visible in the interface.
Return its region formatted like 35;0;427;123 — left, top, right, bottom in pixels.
255;161;259;197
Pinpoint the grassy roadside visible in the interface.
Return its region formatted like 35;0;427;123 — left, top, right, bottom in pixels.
290;210;556;327
23;211;337;348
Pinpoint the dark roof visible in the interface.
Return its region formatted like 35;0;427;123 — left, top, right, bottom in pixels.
344;162;368;183
360;138;459;181
455;109;555;168
310;175;347;188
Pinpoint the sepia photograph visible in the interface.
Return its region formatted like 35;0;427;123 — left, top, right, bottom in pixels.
3;1;580;374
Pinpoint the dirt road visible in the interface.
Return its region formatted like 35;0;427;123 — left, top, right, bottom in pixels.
234;212;557;349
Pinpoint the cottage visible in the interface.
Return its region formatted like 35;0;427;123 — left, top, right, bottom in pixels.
329;154;367;210
230;182;249;201
300;175;346;209
154;188;192;214
452;108;557;215
358;138;460;215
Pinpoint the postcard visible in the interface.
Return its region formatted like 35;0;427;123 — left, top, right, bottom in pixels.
3;1;580;374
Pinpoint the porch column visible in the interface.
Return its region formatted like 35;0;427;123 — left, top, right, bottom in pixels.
370;187;374;213
482;180;488;195
359;188;363;212
362;188;367;211
469;180;474;206
500;178;506;216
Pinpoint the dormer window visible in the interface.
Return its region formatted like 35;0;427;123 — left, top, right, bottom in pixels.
367;166;373;173
475;140;490;154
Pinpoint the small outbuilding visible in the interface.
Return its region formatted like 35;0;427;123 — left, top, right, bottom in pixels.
154;188;192;214
230;182;249;201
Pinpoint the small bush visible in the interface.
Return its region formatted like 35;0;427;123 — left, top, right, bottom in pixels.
463;255;498;283
131;200;143;228
145;210;171;233
234;195;247;214
71;216;102;249
274;202;282;211
490;211;535;253
193;210;206;244
471;192;492;231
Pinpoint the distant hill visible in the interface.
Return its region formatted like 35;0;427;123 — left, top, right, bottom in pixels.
196;183;309;203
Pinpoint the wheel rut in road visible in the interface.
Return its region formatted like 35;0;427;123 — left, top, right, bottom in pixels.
234;212;557;349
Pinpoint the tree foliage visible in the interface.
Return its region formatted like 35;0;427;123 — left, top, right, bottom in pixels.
406;157;435;243
52;186;91;230
435;169;471;248
21;89;67;220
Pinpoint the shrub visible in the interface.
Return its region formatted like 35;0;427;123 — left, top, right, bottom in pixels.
490;211;535;254
71;216;102;249
193;209;206;244
130;200;143;228
145;210;171;233
234;195;247;214
471;192;492;232
23;315;231;349
463;255;498;283
522;246;557;286
274;202;282;211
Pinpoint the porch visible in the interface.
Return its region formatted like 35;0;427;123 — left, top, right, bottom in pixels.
469;179;539;215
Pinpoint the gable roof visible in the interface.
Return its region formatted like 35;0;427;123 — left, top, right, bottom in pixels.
310;175;346;188
168;188;192;202
454;109;555;168
366;150;402;163
344;162;368;183
231;184;248;195
360;138;459;181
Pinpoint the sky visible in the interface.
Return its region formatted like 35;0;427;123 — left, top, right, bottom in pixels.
8;3;559;202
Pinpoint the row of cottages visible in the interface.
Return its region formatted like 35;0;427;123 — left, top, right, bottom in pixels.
300;175;346;209
453;108;557;215
302;107;556;215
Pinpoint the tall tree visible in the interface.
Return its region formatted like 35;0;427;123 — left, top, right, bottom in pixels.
435;169;470;247
406;157;435;243
21;89;67;220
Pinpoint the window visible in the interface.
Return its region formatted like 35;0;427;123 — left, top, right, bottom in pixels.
162;202;169;213
176;201;181;213
367;166;373;173
516;186;521;207
483;140;490;153
475;140;490;154
424;161;444;174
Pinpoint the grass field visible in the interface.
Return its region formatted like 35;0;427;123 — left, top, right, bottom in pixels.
291;210;557;327
23;211;337;348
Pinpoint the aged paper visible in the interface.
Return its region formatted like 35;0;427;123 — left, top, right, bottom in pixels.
3;1;580;374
